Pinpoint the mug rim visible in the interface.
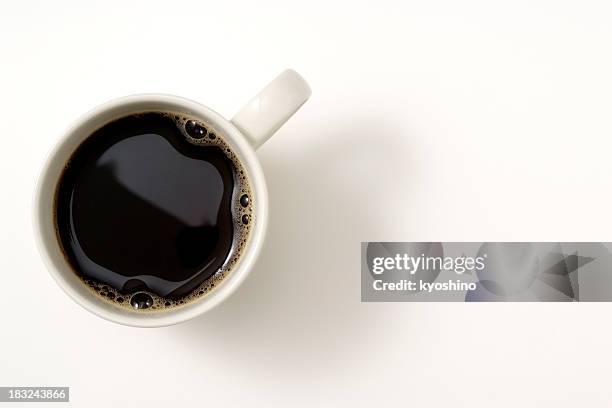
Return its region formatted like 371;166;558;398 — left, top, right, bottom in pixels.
32;94;269;327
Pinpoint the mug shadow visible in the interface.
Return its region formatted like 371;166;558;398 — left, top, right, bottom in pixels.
169;110;418;376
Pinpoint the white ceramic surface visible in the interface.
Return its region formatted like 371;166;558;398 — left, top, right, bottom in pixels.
33;70;311;327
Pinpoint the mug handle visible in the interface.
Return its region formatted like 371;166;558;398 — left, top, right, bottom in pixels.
231;69;311;149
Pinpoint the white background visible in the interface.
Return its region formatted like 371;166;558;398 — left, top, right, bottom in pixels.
2;0;612;406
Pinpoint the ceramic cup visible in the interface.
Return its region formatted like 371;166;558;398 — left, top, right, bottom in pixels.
33;69;311;327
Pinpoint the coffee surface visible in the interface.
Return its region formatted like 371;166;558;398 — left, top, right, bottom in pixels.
55;112;253;309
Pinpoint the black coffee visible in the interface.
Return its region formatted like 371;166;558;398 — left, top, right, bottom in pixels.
55;112;253;310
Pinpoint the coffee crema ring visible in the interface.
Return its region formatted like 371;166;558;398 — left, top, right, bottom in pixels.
55;111;255;311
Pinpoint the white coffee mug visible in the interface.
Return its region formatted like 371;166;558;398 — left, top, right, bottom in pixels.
33;69;311;327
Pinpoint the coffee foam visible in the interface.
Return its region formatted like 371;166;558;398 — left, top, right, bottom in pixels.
67;111;254;312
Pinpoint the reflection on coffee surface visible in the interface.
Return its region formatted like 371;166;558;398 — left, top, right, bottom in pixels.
55;112;253;311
